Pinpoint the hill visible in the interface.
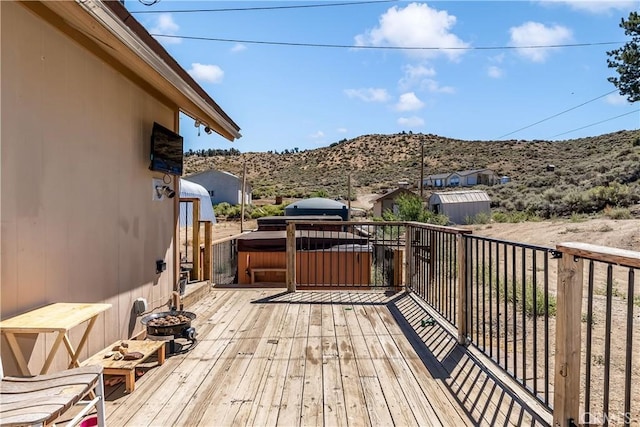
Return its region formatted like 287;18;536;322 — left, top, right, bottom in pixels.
184;130;640;218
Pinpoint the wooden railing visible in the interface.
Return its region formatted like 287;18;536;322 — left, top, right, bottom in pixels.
211;220;639;426
553;242;639;427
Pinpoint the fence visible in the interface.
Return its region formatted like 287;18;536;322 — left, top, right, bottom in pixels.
464;235;557;411
212;235;238;286
288;221;406;289
208;220;639;426
404;222;470;326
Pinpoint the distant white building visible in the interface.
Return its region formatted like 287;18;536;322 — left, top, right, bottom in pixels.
423;169;498;188
184;169;252;205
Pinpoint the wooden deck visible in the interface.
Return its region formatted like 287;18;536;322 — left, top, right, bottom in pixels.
76;288;552;426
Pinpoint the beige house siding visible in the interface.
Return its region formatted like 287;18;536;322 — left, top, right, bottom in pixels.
1;2;178;374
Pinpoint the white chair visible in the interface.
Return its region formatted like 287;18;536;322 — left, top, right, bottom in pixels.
0;362;106;426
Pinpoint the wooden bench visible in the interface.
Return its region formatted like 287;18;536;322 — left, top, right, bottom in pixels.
250;267;287;284
81;340;165;393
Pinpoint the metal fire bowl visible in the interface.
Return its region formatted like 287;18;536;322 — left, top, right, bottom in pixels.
140;310;196;337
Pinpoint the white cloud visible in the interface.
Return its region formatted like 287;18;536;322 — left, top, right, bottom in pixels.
397;116;425;127
344;88;391;102
399;64;436;90
538;0;637;13
310;131;325;139
424;79;455;93
604;93;630;105
150;13;181;44
337;127;348;133
354;3;469;60
188;63;224;84
396;92;425;111
399;64;454;93
487;65;504;78
231;43;247;53
509;21;572;62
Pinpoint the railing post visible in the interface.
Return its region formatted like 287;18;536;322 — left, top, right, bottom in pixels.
191;200;201;281
404;224;413;291
553;250;584;427
203;221;212;281
456;234;467;345
286;222;296;292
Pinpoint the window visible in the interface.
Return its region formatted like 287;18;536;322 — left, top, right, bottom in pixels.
208;190;215;197
449;176;460;186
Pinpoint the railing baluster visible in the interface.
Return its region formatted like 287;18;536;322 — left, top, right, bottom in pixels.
512;244;517;379
489;241;494;360
624;269;634;426
532;249;537;396
521;247;526;388
504;242;508;372
584;261;595;423
496;241;500;366
603;264;614;427
544;252;549;406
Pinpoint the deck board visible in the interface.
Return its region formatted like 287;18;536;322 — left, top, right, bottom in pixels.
97;288;551;427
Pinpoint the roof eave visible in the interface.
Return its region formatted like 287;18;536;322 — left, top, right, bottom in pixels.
42;0;241;141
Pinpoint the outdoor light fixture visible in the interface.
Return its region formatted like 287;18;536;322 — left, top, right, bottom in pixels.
204;126;212;135
155;185;176;199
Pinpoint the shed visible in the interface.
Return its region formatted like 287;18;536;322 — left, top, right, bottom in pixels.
372;188;417;217
428;190;491;225
184;169;252;205
284;198;349;220
179;179;216;226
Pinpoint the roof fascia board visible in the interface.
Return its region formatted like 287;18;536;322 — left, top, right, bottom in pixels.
76;0;241;140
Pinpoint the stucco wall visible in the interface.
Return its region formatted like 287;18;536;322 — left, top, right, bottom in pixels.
1;2;178;374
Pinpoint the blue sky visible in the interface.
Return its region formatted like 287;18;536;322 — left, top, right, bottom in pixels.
125;0;640;153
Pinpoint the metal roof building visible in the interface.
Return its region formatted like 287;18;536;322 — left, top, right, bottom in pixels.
179;178;216;226
428;190;491;225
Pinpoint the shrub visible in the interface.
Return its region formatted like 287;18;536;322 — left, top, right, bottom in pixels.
213;202;232;217
603;206;632;219
250;204;286;219
383;194;449;225
465;211;491;224
499;278;557;317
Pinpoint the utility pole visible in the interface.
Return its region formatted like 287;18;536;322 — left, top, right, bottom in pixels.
420;140;425;200
240;161;247;233
347;173;352;221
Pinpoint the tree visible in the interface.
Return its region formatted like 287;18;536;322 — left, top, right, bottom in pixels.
382;194;449;225
607;12;640;103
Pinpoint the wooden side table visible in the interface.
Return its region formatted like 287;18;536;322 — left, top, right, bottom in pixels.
0;303;111;375
81;339;165;393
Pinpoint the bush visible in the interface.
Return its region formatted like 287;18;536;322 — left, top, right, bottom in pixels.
383;194;449;225
465;211;491;224
213;202;232;217
250;204;286;219
603;206;632;219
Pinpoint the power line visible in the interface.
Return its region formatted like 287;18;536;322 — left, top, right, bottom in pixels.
495;89;619;140
132;0;398;13
150;34;622;51
551;109;640;138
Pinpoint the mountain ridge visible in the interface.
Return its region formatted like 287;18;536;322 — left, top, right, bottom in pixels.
185;130;640;206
